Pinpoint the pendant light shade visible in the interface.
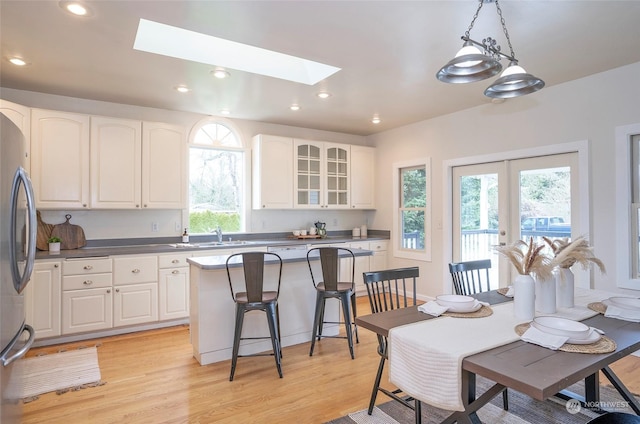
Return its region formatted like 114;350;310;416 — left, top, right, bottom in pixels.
436;41;502;83
484;62;545;99
435;0;544;99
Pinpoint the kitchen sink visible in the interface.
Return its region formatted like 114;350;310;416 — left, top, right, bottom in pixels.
169;241;260;248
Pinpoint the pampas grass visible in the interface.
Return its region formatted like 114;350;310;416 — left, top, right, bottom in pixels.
495;237;553;280
543;236;606;272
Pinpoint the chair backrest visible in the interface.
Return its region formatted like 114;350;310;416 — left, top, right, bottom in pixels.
306;247;355;291
448;259;491;295
362;267;419;314
226;251;282;303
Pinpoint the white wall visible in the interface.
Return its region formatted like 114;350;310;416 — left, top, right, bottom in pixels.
0;88;373;239
368;61;640;297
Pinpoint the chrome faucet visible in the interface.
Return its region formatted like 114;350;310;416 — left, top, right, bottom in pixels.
214;226;223;243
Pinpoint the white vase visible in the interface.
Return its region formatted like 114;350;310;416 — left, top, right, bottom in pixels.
513;274;536;321
535;274;556;314
555;268;575;308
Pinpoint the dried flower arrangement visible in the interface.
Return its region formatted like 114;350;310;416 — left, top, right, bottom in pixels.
495;237;553;280
543;236;606;272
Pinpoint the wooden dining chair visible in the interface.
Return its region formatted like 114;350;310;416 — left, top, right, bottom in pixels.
448;258;509;410
362;267;422;424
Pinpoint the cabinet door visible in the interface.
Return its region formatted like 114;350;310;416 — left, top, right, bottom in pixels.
294;140;324;208
62;287;113;334
31;109;90;209
347;242;371;293
159;267;189;320
252;135;293;209
142;122;186;209
25;261;61;339
90;116;142;208
0;99;30;172
325;143;350;208
113;282;158;327
350;145;375;209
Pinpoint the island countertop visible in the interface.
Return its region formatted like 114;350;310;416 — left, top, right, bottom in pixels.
186;246;373;270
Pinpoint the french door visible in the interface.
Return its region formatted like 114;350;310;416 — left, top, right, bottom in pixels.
452;152;579;287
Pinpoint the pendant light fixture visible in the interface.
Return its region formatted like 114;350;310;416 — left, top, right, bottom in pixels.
436;0;544;99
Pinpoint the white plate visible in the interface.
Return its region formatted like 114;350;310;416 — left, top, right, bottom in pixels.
532;316;591;339
605;297;640;311
436;294;475;309
566;329;601;345
446;300;483;313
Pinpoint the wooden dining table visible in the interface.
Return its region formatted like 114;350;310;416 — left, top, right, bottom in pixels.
355;290;640;424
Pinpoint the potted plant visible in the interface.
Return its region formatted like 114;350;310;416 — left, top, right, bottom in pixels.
495;237;553;319
48;236;61;253
544;236;605;308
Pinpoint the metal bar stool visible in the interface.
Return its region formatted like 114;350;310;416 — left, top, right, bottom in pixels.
226;251;283;381
307;247;358;359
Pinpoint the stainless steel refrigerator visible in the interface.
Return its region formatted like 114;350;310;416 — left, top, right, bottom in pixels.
0;114;37;423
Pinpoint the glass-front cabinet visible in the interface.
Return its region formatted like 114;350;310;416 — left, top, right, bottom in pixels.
294;140;350;209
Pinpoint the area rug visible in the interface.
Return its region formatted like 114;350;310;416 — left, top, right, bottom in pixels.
327;377;639;424
17;346;103;401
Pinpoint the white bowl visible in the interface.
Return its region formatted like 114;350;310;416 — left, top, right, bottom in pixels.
436;294;476;310
292;230;301;236
532;316;590;339
607;297;640;310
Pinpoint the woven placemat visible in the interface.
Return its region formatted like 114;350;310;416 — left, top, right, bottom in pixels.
443;304;493;318
497;287;512;297
588;302;607;315
514;322;616;354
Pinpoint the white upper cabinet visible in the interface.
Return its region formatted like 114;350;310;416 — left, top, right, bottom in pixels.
90;116;142;209
31;109;90;209
252;134;294;209
0;99;30;172
350;145;375;209
142;122;186;209
324;142;350;209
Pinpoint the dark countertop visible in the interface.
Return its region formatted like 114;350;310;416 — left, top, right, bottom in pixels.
35;232;389;260
187;246;374;270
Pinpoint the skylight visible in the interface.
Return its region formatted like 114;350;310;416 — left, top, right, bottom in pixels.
133;19;340;85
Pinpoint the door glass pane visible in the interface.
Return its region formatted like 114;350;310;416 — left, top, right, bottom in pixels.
298;144;308;156
518;166;572;246
309;145;320;158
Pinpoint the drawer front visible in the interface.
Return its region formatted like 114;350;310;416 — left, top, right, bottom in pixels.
63;258;112;275
114;256;158;284
368;240;388;252
349;241;370;250
158;253;191;269
63;273;112;291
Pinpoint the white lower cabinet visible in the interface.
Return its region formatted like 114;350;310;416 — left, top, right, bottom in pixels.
25;260;61;339
368;240;389;273
158;253;190;321
113;255;158;326
347;241;372;293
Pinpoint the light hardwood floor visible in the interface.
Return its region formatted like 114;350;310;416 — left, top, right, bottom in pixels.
22;297;640;424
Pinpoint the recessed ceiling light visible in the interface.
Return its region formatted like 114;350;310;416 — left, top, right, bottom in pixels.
290;104;301;111
174;85;191;93
211;69;230;79
59;1;92;17
316;91;331;99
8;57;28;66
372;115;381;124
134;19;340;85
220;109;230;115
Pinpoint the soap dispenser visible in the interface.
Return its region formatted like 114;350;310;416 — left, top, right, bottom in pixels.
182;228;189;243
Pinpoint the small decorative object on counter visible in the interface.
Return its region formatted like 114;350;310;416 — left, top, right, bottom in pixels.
352;227;361;237
48;236;61;254
182;228;189;243
314;221;327;238
495;237;553;320
360;224;368;237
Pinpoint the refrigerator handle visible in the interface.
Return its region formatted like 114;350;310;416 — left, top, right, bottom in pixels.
1;324;35;367
9;167;37;294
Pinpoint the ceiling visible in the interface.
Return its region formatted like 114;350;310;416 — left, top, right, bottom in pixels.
2;1;640;136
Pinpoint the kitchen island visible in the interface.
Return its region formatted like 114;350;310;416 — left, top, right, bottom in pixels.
187;248;373;365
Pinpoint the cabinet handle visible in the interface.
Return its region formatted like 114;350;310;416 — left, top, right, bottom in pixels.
136;204;140;208
84;265;93;270
143;204;148;208
115;288;120;293
83;204;87;207
171;259;179;264
54;264;59;268
132;269;140;273
172;270;180;274
83;280;93;285
107;289;111;293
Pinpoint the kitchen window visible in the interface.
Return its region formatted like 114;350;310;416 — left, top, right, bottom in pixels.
393;158;431;261
188;119;247;233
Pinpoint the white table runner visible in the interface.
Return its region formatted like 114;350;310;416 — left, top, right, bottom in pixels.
388;288;611;412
